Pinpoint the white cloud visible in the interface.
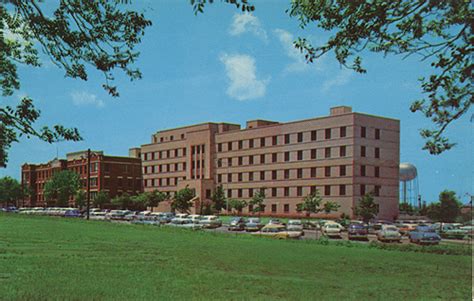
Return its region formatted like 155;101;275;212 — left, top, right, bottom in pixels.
321;69;353;92
229;13;267;41
274;29;324;73
71;91;105;108
219;53;269;101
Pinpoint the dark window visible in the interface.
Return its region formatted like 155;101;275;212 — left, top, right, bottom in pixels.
218;174;222;183
217;159;222;168
297;132;303;143
272;170;277;180
260;171;265;181
284;152;290;162
324;185;331;196
249;156;254;165
248;204;253;212
284;204;289;213
170;135;174;141
311;167;317;178
361;165;366;176
339;185;346;196
249;139;254;148
374;185;381;196
238;140;243;150
375;147;380;159
297;168;303;179
260;137;266;147
284;169;290;179
238;156;243;166
227;190;232;198
311;149;317;159
271;204;277;213
361;146;366;157
272;136;278;146
325;147;331;158
249;188;254;197
340;146;346;157
284;187;290;197
325;166;331;177
228;158;232;167
360;184;366;195
181;134;185;139
340;165;346;176
227;174;232;183
228;142;233;151
297;150;303;160
260;154;265;164
238;173;243;182
375;166;380;178
183;162;187;170
272;187;277;197
340;126;346;138
375;129;380;140
285;134;290;144
325;128;331;139
206;189;211;199
361;126;366;138
297;186;303;196
272;153;277;163
311;130;317;141
174;149;179;157
249;172;254;181
183;148;187;156
238;189;243;198
166;150;170;158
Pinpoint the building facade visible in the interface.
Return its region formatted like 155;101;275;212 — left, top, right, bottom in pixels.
140;106;400;220
21;151;142;207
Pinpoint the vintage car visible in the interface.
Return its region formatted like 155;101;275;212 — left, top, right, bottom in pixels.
347;223;369;240
228;217;246;231
409;226;441;245
63;209;81;218
106;210;130;221
166;218;203;230
252;224;303;239
199;215;222;229
321;222;343;238
377;225;402;243
287;220;304;232
89;211;107;220
245;218;264;232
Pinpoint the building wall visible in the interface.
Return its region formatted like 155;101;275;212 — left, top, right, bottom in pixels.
141;106;400;220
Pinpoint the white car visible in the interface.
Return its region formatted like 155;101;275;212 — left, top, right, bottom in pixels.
377;225;402;242
321;222;343;238
287;220;304;232
199;215;222;229
89;212;107;220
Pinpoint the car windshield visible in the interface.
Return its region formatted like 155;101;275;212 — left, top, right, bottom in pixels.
327;224;339;229
289;220;301;225
385;227;398;232
248;219;260;223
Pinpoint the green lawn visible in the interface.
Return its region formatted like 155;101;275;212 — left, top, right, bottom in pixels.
0;214;471;300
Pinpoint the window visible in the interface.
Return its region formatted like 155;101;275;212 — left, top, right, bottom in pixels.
375;166;380;178
361;126;366;138
248;204;254;212
340;126;346;138
166;150;170;158
170;135;174;141
272;153;277;163
238;189;243;198
284;187;290;197
310;186;317;194
271;204;277;213
272;170;277;180
325;128;331;139
249;188;254;197
228;142;233;151
340;165;346;176
311;149;317;159
181;133;185;139
183;148;187;156
174;163;178;171
249;139;254;148
260;137;266;147
272;136;278;146
311;130;317;141
297;186;303;196
217;159;222;168
272;187;277;197
297;168;303;179
227;189;232;198
324;185;331;196
218;174;222;183
340;146;346;157
361;146;366;157
260;171;265;181
375;129;380;140
206;189;211;199
218;143;222;152
249;172;254;182
228;158;232;167
284;152;290;162
238;173;243;182
227;173;232;183
339;185;346;196
374;185;381;196
238;140;243;150
249;156;254;165
375;147;380;159
361;165;366;176
325;166;331;177
297;150;303;161
297;132;303;142
311;167;317;178
238;156;243;166
360;184;366;195
183;162;187;170
325;147;331;158
284;204;289;213
285;134;290;144
284;169;290;179
174;149;179;157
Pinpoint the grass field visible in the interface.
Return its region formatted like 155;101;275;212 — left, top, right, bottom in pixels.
0;214;472;300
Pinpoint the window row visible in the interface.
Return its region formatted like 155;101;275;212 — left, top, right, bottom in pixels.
154;133;186;143
144;176;187;188
142;148;187;161
143;162;187;174
226;185;349;198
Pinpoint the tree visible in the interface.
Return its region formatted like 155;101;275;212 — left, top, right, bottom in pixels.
111;193;132;210
74;190;86;209
399;202;416;215
322;201;341;216
354;193;379;223
211;185;226;213
0;1;152;166
43;170;80;207
132;190;168;211
248;188;266;215
296;190;339;217
228;199;247;214
172;187;195;213
434;190;461;222
93;191;109;209
0;176;23;206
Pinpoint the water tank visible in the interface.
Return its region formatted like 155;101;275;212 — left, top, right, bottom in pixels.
399;163;417;181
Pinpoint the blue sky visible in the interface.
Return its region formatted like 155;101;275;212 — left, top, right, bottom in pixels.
2;1;472;204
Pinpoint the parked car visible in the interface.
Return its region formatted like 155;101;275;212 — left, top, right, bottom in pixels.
1;206;18;213
171;213;189;224
321;222;343;238
64;209;81;218
287;220;304;232
106;210;130;221
228;217;246;231
301;220;318;230
268;218;284;225
132;215;160;225
157;212;174;224
377;225;401;243
89;212;107;220
396;223;417;236
167;218;203;230
199;215;222;229
245;218;264;232
409;225;441;245
252;224;303;239
124;211;139;221
348;223;369;240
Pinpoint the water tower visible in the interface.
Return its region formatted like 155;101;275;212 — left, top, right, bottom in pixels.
399;163;419;208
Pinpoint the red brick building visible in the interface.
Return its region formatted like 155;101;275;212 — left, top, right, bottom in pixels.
21;150;142;207
139;106;400;220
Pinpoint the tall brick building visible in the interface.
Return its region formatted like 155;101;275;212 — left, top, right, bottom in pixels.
21;150;142;207
139;106;400;220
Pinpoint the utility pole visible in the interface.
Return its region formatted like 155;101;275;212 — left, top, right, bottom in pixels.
86;148;91;220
